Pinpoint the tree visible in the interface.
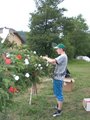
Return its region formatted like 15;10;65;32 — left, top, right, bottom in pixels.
28;0;90;59
62;15;90;58
71;15;90;57
28;0;66;56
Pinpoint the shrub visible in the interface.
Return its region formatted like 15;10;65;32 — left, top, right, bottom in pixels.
0;42;50;111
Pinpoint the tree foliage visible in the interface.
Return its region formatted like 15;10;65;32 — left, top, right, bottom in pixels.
28;0;66;56
28;0;90;58
62;15;90;57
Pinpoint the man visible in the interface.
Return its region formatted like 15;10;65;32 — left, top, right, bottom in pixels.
42;43;68;117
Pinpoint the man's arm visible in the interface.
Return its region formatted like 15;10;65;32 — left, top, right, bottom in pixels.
42;56;56;64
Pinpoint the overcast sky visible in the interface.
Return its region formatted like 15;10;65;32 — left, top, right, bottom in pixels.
0;0;90;31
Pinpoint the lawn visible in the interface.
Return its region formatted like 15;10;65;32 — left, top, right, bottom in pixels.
0;60;90;120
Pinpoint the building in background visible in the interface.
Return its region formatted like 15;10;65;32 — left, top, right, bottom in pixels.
0;27;26;46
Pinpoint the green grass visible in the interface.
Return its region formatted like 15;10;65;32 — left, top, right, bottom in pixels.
0;60;90;120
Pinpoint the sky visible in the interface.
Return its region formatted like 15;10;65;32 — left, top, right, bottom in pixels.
0;0;90;31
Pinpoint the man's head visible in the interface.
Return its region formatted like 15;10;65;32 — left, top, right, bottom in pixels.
54;43;65;54
54;43;65;49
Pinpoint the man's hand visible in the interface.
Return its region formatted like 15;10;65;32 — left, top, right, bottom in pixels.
42;56;48;60
42;56;56;64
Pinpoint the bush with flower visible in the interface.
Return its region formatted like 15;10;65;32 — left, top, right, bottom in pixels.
0;41;51;111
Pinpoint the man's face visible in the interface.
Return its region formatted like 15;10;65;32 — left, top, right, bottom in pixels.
56;48;62;54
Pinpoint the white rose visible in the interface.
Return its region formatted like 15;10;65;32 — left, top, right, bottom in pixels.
38;64;41;67
15;76;19;81
33;51;36;54
36;67;39;70
40;67;43;70
40;55;42;58
6;53;10;57
34;64;37;67
24;58;29;65
25;73;30;78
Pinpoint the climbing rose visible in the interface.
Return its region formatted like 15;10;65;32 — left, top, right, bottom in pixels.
25;73;30;78
16;54;22;60
8;86;18;93
24;58;29;65
14;76;19;81
5;58;12;64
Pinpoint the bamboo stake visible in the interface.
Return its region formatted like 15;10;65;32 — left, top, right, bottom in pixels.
29;87;33;105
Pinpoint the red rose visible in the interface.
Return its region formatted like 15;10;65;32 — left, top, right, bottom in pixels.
16;54;22;60
8;86;18;93
8;86;14;93
5;58;12;64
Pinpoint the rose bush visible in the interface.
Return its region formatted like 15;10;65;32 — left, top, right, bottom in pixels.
0;42;51;112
